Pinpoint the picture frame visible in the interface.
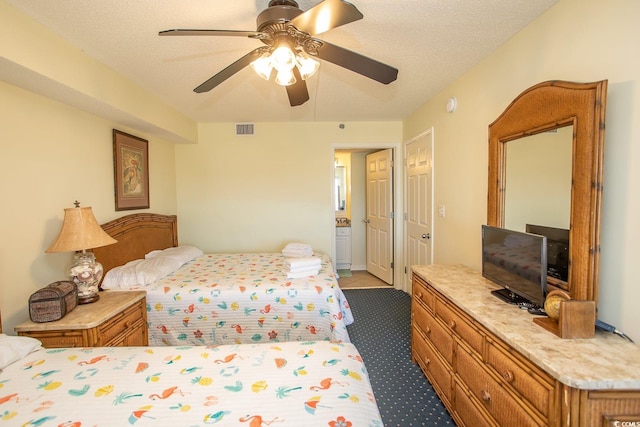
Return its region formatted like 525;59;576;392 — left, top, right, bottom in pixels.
113;129;149;211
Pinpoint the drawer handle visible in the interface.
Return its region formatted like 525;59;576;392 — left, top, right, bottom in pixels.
125;321;132;328
416;291;423;299
502;370;515;383
424;357;430;366
449;320;456;329
480;389;491;402
425;325;431;334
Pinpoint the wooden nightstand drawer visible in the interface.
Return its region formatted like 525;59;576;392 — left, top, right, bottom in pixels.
16;291;147;348
23;330;85;348
99;301;144;344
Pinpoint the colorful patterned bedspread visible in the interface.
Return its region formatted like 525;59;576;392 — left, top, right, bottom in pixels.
0;341;382;426
123;253;353;346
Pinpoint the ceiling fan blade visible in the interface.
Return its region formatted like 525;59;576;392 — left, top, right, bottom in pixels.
289;0;363;36
286;68;310;106
314;41;398;84
194;48;263;93
159;29;266;39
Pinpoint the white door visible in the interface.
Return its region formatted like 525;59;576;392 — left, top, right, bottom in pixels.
366;149;394;284
406;132;433;287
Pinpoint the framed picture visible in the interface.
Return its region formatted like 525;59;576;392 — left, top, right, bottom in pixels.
113;129;149;210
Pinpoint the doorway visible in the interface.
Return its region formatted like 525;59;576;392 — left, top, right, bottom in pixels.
333;147;395;286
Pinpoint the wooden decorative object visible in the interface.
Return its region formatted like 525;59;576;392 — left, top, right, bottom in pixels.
534;299;596;339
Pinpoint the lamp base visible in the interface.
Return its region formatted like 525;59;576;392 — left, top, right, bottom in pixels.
69;251;103;305
78;293;100;305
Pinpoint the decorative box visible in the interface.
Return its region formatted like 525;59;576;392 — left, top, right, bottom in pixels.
29;281;78;323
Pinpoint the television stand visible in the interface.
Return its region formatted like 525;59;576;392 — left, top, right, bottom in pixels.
491;288;530;305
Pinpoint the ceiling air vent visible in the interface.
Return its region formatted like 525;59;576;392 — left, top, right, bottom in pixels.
236;123;255;136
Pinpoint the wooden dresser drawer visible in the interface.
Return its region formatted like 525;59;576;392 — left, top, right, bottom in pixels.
99;300;144;345
485;339;554;419
412;326;453;406
412;299;453;364
456;344;544;427
453;379;496;427
435;296;484;357
413;275;435;311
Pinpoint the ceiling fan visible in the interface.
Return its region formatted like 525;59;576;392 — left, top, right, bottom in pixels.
159;0;398;106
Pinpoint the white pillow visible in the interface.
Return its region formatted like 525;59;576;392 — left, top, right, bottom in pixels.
145;245;203;264
0;334;43;369
101;256;183;289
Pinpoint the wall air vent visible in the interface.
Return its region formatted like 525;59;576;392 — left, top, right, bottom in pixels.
236;123;255;135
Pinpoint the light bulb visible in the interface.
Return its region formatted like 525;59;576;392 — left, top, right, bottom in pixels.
296;54;319;80
271;45;296;72
250;53;273;80
275;69;296;86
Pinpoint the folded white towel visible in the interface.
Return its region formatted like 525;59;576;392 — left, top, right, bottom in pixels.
284;242;312;251
286;256;321;270
287;268;320;279
282;242;313;258
288;265;322;274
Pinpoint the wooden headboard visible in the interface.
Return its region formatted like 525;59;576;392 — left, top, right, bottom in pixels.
93;213;178;276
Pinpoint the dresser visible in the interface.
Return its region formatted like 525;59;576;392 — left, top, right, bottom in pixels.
15;291;148;348
411;265;640;427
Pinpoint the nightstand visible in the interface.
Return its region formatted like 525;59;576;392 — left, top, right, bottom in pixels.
15;291;148;348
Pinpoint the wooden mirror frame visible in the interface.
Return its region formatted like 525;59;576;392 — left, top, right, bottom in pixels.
487;80;607;303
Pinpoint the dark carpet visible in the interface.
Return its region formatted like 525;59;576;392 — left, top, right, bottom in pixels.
343;288;456;427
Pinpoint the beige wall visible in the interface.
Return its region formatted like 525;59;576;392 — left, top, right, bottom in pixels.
0;81;178;335
404;0;640;341
175;122;402;257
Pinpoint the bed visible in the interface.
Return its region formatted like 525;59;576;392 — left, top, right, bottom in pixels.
93;214;353;346
0;329;383;426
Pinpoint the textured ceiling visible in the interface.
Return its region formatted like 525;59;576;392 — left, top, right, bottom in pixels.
4;0;557;123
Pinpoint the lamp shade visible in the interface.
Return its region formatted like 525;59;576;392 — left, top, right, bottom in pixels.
46;207;117;253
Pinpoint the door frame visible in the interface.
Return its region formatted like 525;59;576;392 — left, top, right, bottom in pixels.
403;128;435;293
330;142;404;290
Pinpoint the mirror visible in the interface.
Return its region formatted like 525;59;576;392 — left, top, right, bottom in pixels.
335;165;346;212
487;80;607;303
334;152;351;218
504;125;572;231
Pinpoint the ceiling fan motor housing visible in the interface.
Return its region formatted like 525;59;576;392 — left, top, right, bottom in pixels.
257;1;304;33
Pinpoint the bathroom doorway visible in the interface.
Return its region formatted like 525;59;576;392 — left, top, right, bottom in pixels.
333;147;396;285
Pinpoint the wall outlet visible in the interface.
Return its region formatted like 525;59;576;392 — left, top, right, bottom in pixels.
438;205;446;218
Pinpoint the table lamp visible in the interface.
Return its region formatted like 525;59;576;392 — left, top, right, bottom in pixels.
45;202;117;304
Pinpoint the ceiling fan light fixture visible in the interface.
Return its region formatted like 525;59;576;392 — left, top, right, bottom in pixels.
275;68;297;86
250;53;273;80
271;45;297;72
296;53;320;80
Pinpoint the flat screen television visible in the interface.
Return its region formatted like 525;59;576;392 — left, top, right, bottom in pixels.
482;225;547;307
525;224;569;282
